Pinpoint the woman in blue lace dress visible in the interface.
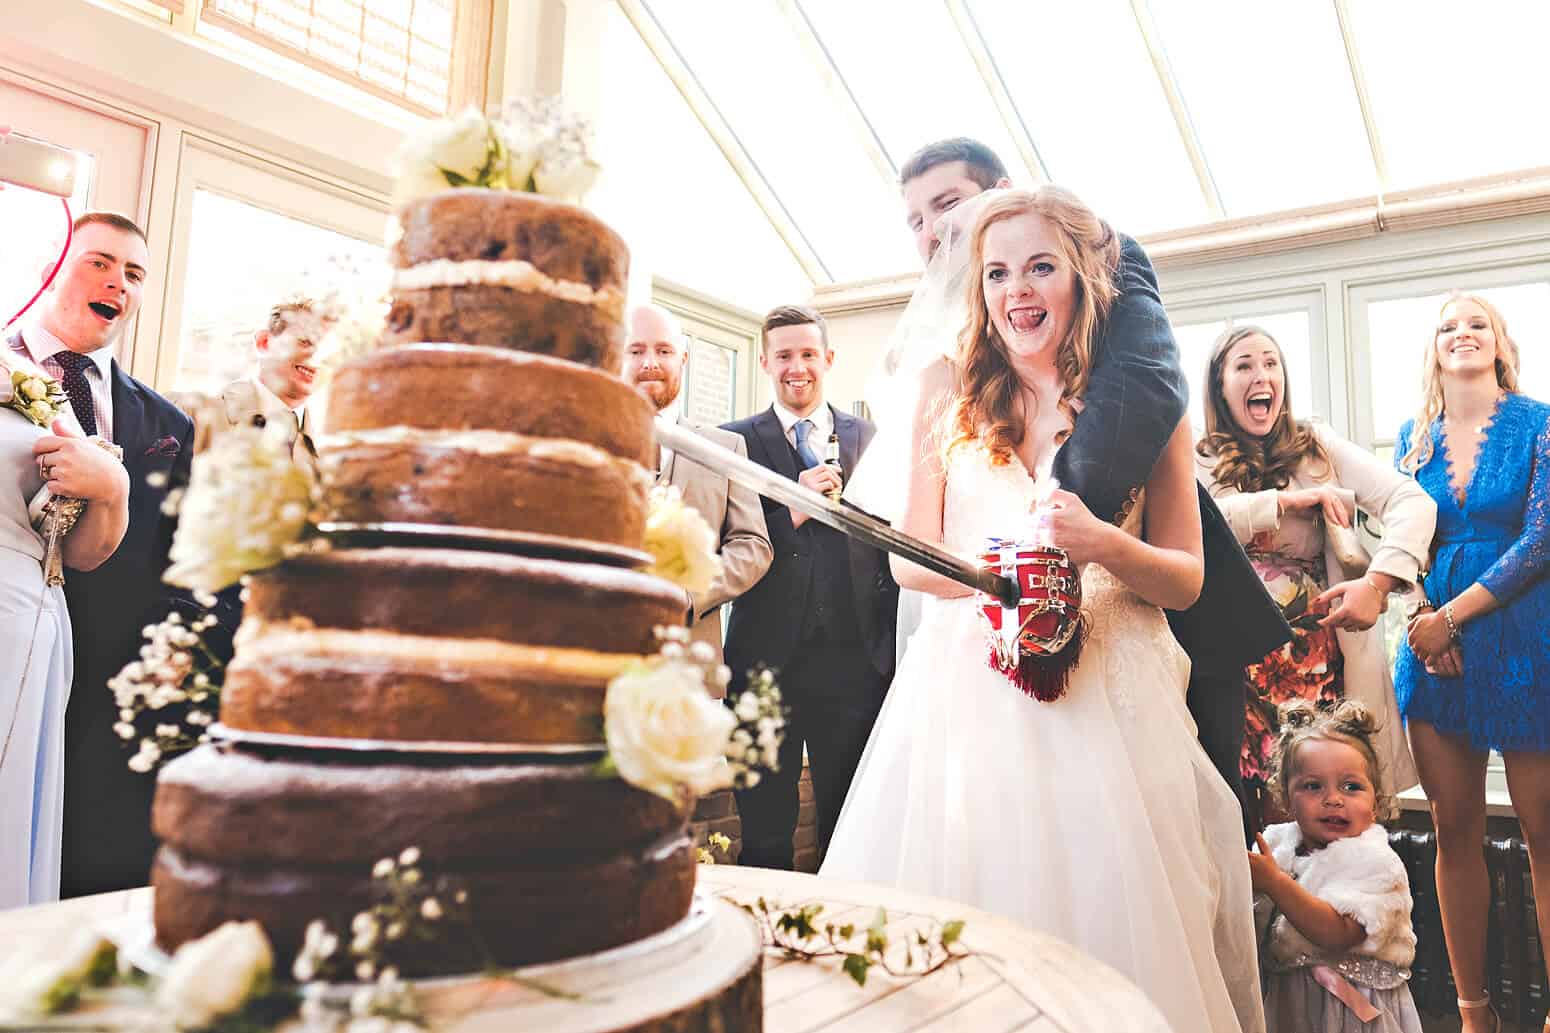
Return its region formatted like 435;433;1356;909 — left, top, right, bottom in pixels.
1394;293;1550;1033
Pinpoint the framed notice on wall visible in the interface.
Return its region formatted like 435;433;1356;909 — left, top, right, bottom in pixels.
684;336;739;426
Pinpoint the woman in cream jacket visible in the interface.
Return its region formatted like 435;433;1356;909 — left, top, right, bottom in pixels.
1196;325;1434;829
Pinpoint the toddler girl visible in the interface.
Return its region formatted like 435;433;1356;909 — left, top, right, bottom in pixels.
1251;699;1423;1032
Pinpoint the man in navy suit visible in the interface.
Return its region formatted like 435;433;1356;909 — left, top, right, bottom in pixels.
722;305;898;870
9;211;196;896
900;140;1289;836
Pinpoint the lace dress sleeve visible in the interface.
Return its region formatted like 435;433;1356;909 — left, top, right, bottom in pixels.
1479;417;1550;604
1393;421;1413;475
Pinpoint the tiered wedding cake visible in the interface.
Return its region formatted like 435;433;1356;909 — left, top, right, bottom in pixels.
147;114;764;1029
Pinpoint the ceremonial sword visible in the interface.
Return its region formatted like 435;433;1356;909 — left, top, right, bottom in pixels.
655;421;1020;609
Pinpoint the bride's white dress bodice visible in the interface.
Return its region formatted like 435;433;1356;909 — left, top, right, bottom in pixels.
934;445;1190;706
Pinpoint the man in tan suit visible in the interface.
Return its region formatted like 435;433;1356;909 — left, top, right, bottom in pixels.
623;304;771;684
220;295;336;467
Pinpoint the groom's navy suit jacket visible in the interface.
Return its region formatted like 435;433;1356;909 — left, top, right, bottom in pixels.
1053;235;1291;673
61;359;194;896
721;405;898;684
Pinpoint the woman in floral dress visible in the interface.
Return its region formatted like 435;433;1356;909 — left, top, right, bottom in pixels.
1196;325;1434;830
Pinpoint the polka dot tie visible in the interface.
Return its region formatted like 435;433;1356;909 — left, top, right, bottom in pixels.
52;351;99;438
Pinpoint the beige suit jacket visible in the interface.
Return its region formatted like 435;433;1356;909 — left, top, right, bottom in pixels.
220;377;316;470
660;420;773;687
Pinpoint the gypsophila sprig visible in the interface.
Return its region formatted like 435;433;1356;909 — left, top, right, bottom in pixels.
163;420;316;593
500;96;601;202
292;848;484;986
109;607;227;774
739;899;971;988
726;666;784;789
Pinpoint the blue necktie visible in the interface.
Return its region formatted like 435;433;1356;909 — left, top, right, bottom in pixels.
793;418;821;470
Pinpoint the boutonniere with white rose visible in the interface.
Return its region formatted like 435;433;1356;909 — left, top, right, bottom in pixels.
642;483;722;597
602;627;785;803
392;97;601;209
0;359;68;429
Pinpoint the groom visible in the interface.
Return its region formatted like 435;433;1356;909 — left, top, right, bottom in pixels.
899;139;1289;829
9;211;196;896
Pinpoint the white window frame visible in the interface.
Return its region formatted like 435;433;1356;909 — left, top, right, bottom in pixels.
1348;258;1550;449
655;279;761;422
153;134;390;393
1165;286;1332;429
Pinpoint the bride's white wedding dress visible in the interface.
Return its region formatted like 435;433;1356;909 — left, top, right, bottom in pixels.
821;445;1264;1033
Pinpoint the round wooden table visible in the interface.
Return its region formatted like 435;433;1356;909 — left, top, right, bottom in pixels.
0;867;1170;1033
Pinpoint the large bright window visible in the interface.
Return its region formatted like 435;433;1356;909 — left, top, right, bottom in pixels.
0;148;93;331
592;3;812;314
1358;278;1550;447
174;189;388;396
201;0;467;114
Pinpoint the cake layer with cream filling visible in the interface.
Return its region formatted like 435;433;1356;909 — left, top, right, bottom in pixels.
221;624;632;744
242;548;682;650
316;427;651;547
326;345;654;468
384;191;628;369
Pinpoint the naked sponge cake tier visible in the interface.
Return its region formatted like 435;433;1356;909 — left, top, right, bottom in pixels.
220;547;686;745
384;190;629;369
318;345;655;548
152;745;696;973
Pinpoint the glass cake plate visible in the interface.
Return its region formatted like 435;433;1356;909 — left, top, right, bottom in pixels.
106;889;716;1002
208;722;608;758
314;521;652;568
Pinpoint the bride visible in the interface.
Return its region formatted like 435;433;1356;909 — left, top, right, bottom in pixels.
820;188;1263;1033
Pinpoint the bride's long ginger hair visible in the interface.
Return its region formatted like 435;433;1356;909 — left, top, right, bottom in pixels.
1399;292;1520;473
947;188;1121;466
1198;325;1329;493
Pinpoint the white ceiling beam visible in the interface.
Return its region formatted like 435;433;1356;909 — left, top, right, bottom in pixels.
774;0;899;193
616;0;831;283
942;0;1050;185
1129;0;1225;220
1332;0;1390;210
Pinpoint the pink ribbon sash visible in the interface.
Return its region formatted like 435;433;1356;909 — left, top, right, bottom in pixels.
1311;964;1382;1023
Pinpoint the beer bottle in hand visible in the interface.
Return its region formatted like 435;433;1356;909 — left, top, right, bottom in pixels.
824;432;843;501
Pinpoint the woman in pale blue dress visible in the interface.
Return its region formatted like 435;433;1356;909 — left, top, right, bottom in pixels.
0;367;128;908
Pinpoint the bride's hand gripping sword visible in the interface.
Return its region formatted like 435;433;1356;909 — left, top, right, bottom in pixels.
654;420;1019;609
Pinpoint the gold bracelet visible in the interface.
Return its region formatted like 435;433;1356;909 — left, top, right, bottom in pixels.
1361;573;1390;613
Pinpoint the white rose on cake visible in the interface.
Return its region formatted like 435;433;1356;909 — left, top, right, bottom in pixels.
393;107;499;207
427;108;496;181
606;657;737;801
643;484;722;596
157;921;273;1030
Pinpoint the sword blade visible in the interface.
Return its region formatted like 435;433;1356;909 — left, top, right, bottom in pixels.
656;422;1019;608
